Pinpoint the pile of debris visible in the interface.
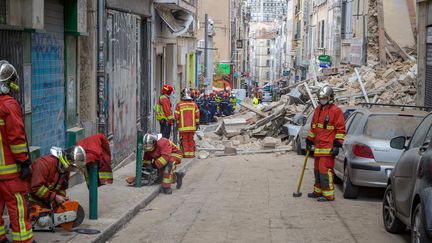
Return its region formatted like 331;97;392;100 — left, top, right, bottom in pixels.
322;60;417;105
196;95;308;157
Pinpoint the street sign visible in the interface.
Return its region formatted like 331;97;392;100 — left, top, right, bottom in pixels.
318;55;331;63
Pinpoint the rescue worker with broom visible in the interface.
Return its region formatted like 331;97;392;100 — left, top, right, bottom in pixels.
0;61;34;243
305;85;345;202
156;84;175;139
175;89;200;158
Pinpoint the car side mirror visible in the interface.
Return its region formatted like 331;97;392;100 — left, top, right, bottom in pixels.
390;136;407;150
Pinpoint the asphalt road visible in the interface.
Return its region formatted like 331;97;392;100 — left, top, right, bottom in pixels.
110;152;410;243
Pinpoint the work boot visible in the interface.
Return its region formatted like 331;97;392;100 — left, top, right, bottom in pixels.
163;187;172;194
176;172;185;189
317;196;334;202
307;192;319;198
0;238;11;243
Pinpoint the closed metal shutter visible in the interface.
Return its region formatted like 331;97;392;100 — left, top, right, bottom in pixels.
0;30;23;103
0;0;5;24
426;43;432;107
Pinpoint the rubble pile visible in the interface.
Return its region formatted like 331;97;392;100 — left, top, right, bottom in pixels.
319;60;417;105
196;95;307;156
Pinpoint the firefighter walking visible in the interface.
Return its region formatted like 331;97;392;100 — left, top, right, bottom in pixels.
156;84;174;139
0;61;33;243
175;89;200;158
142;134;185;194
305;85;345;202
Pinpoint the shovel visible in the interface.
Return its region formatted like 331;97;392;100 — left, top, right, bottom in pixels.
293;150;310;197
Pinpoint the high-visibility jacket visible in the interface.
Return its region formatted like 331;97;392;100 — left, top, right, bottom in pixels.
77;133;113;185
156;94;174;124
30;155;69;203
175;100;200;132
0;95;29;180
230;97;237;109
307;104;346;156
143;138;183;169
253;97;259;107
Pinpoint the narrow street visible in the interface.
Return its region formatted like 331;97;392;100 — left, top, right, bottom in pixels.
111;152;409;243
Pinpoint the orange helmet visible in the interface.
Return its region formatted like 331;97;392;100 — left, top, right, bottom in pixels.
162;84;174;95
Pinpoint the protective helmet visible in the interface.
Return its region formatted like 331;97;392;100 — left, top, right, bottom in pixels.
0;60;19;94
143;133;158;152
317;85;335;105
181;88;192;100
223;92;229;98
50;146;86;173
162;84;174;95
196;90;201;96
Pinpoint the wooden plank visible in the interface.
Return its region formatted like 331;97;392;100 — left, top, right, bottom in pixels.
376;0;387;66
354;68;370;103
239;102;267;117
385;31;413;61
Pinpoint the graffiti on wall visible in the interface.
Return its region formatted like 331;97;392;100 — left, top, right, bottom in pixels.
106;10;141;163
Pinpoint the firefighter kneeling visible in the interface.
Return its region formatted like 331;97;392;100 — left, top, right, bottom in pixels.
29;146;87;231
305;85;346;202
131;134;185;195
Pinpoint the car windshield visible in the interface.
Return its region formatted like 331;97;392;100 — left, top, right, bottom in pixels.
364;114;424;140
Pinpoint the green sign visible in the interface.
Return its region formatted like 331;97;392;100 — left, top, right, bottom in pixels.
318;55;331;63
217;63;231;75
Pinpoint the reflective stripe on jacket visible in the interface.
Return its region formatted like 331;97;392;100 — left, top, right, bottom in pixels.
307;104;346;156
156;95;174;122
30;155;69;203
143;138;183;169
0;95;29;179
175;100;200;132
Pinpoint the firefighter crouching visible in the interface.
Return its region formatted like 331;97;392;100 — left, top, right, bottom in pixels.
29;146;86;208
175;89;200;158
0;61;33;243
156;84;174;139
305;85;346;202
142;134;185;194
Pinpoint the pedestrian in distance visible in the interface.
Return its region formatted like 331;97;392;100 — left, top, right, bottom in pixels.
305;85;346;202
156;84;175;139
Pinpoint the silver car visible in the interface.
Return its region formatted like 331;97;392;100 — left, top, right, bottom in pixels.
293;106;357;155
335;107;427;199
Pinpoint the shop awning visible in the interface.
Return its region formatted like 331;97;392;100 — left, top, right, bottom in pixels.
155;3;194;36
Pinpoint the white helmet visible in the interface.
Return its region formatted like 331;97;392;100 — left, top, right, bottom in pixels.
50;146;86;173
143;133;158;151
181;88;192;100
317;85;335;106
0;60;19;94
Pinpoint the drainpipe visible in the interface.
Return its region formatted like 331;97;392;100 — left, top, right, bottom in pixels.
97;0;106;135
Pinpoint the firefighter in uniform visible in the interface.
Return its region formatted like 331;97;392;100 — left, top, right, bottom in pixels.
156;84;174;139
175;89;200;158
142;134;185;194
29;146;86;208
229;91;237;113
0;61;33;243
305;85;346;202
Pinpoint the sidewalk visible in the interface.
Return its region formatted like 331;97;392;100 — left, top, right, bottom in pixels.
32;155;197;243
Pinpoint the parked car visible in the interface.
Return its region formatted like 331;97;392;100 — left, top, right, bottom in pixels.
334;107;427;199
293;106;357;155
383;112;432;242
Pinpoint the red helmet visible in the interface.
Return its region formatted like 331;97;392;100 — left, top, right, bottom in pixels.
210;92;215;97
196;90;201;96
162;84;174;95
223;92;229;97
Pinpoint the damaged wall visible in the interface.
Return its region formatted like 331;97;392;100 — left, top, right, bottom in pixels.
383;0;416;48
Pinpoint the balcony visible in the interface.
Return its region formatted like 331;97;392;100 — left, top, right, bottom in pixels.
154;0;196;14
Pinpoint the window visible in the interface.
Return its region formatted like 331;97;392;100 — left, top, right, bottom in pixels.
410;114;432;149
364;115;423;140
266;60;270;67
267;48;271;55
347;113;364;135
267;40;271;46
266;72;270;79
318;20;325;48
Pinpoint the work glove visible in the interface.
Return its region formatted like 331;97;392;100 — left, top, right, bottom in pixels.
305;138;314;151
331;147;340;157
333;140;343;148
166;161;174;173
18;160;32;180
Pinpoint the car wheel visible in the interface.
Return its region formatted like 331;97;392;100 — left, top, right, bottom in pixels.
343;165;359;199
295;137;304;155
411;203;430;243
383;185;405;234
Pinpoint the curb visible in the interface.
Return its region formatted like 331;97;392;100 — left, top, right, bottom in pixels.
91;157;198;243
